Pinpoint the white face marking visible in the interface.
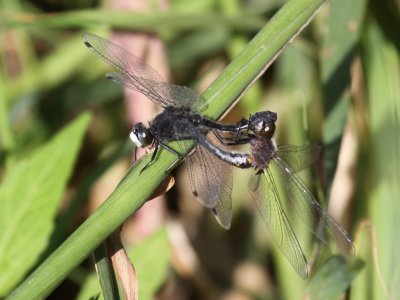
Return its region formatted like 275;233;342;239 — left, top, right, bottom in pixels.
130;131;143;147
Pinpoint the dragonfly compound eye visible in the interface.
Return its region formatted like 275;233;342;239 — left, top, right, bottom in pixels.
130;123;153;148
248;111;277;138
262;122;276;138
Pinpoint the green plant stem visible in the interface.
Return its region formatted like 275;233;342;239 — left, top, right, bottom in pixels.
7;0;326;298
1;10;264;32
92;243;120;300
200;0;326;119
219;0;264;115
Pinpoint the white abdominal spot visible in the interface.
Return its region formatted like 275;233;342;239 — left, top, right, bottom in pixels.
130;132;143;147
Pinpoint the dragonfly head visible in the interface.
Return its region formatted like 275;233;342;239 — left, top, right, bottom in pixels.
249;111;277;139
130;123;153;148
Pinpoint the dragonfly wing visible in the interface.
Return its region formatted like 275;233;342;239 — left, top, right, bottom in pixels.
84;33;206;109
164;83;207;112
249;171;308;279
105;72;168;105
273;157;354;256
209;140;233;229
277;144;322;172
185;135;233;229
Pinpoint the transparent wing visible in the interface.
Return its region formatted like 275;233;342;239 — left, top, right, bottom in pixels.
249;170;308;279
277;144;322;173
209;132;233;229
211;192;232;229
161;82;207;112
273;157;354;256
185;135;233;229
107;73;207;111
83;33;206;111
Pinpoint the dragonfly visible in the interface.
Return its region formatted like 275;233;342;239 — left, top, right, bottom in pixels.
212;111;355;278
83;32;252;229
84;34;354;278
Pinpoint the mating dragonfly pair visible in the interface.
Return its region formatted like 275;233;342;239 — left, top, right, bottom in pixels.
83;33;354;279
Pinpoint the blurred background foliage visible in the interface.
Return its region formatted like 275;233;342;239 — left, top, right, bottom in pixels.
0;0;399;299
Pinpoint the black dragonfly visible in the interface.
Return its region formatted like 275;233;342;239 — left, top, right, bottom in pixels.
213;111;355;278
83;33;251;229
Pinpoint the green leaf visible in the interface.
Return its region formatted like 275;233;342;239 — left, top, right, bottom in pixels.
320;0;367;189
305;255;364;300
127;228;169;300
0;113;91;296
362;18;400;300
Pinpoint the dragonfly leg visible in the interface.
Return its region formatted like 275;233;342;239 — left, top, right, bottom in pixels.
160;143;183;173
211;129;253;146
139;144;160;174
139;141;184;174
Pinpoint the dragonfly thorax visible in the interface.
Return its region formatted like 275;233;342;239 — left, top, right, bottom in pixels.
130;122;153;148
